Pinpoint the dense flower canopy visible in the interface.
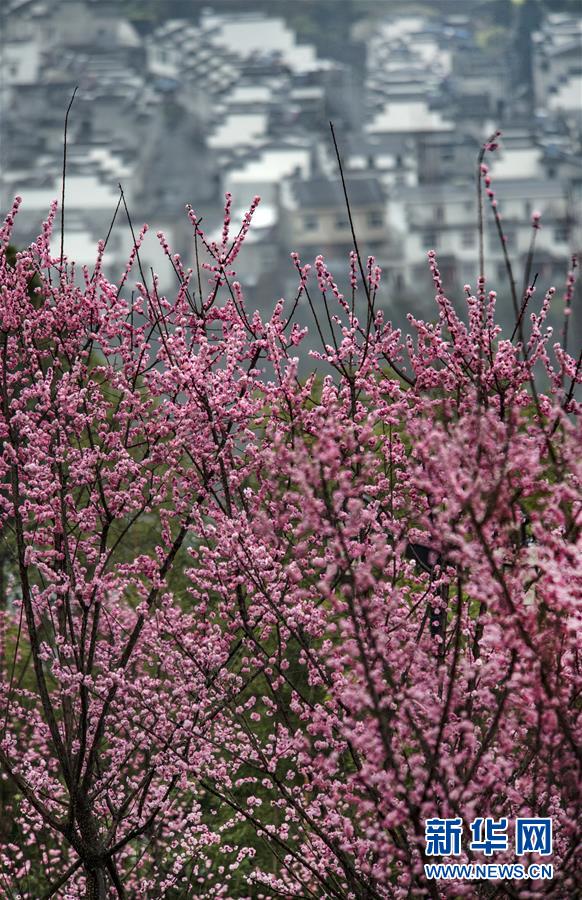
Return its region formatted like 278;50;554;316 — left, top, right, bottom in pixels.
0;182;580;898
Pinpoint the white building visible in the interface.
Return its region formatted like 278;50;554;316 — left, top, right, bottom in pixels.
532;13;582;117
226;146;312;207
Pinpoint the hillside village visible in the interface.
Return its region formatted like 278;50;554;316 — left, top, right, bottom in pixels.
1;0;581;336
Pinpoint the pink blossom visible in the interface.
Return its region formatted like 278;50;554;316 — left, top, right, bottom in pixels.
0;187;579;898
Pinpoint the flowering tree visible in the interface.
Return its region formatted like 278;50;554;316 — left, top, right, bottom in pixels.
0;159;580;898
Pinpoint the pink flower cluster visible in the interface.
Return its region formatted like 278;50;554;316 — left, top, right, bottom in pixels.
0;190;579;898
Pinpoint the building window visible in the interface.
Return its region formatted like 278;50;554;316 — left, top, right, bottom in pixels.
554;225;568;243
434;205;445;223
423;230;437;249
462;230;474;248
304;215;318;231
335;216;349;230
368;210;384;228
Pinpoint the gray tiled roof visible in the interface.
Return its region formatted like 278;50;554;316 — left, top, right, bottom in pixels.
291;175;384;209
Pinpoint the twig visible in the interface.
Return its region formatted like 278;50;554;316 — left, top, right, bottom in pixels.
118;183;151;302
510;272;538;343
329;121;374;323
521;222;538;301
60;86;78;277
329;121;414;387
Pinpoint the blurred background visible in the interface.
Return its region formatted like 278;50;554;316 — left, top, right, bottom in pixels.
1;0;581;349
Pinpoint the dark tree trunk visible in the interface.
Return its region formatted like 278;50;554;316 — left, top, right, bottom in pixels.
86;866;107;900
